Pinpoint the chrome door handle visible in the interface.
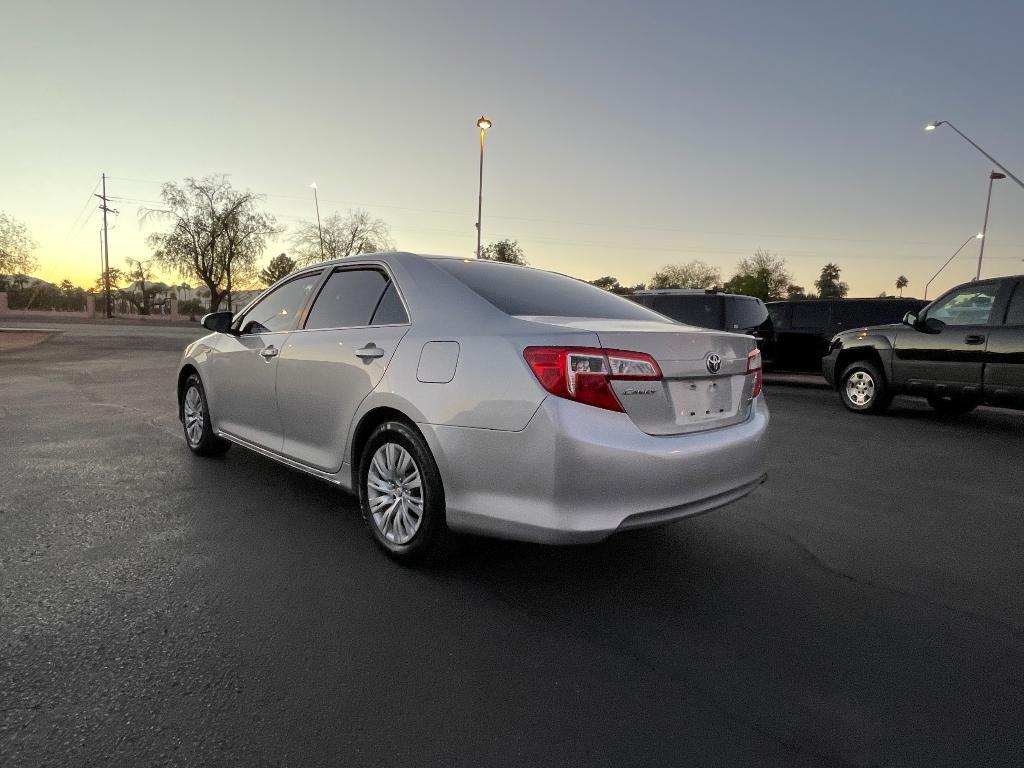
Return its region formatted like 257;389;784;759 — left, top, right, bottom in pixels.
260;346;280;358
355;344;385;360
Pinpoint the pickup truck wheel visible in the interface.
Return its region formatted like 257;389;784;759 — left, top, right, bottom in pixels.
927;394;979;415
839;361;892;414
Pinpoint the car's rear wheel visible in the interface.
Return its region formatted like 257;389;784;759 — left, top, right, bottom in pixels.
927;393;979;415
839;361;892;414
181;374;231;456
358;420;449;563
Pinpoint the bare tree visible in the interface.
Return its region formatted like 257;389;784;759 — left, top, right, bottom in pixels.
142;176;279;311
649;260;722;290
290;209;394;266
0;212;38;283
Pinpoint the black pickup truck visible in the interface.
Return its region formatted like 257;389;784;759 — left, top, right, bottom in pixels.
822;275;1024;414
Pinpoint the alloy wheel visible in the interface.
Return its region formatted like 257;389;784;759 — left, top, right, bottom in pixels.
183;386;204;446
366;443;424;544
845;371;875;407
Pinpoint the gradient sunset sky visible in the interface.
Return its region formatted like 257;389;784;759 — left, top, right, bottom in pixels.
3;0;1022;297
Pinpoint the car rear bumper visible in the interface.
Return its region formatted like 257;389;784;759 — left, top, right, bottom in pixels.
419;395;770;544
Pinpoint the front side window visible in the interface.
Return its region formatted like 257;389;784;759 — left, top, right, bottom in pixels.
926;284;999;327
305;269;403;330
240;272;321;334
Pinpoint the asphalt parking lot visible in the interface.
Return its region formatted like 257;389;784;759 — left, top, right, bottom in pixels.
2;321;1022;768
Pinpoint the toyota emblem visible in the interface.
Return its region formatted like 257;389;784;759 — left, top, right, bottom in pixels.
706;353;722;374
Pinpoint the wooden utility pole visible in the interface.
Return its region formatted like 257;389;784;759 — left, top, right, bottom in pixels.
95;173;118;318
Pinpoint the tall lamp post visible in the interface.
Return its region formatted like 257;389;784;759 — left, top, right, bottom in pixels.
475;116;492;258
311;182;325;261
976;171;1006;280
925;121;1024;191
925;233;983;300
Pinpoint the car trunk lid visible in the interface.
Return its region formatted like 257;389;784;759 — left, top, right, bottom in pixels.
519;317;758;435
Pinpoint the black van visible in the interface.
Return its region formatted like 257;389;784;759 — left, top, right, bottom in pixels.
763;298;928;371
630;289;768;335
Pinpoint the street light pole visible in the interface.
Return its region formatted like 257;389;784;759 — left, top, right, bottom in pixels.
475;116;492;258
976;171;1005;280
925;233;983;300
311;182;325;262
925;121;1024;191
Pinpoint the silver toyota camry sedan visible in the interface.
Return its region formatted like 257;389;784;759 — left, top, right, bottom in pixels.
177;252;769;561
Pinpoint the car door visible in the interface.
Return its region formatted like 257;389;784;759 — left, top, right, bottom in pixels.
984;279;1024;406
891;280;1005;397
275;267;411;472
208;271;323;450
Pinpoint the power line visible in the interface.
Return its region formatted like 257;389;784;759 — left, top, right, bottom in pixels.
65;178;103;240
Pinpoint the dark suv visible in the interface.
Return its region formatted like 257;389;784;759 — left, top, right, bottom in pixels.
822;275;1024;414
630;289;768;335
763;297;927;371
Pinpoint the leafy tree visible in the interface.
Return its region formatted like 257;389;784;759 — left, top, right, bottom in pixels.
260;253;297;286
588;276;646;296
290;210;394;266
142;176;279;311
480;239;527;265
786;284;808;299
895;275;908;297
649;260;721;290
815;262;849;298
0;212;38;283
722;249;792;301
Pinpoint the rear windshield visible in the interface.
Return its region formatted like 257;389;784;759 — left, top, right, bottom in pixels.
431;259;665;321
635;294;724;329
725;297;768;330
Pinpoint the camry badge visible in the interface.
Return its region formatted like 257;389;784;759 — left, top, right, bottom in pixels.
706;353;722;374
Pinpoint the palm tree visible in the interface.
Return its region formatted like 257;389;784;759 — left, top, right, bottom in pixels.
895;275;908;297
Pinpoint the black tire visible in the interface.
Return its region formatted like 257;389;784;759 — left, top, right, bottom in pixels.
927;393;979;415
358;420;450;563
839;361;893;414
180;374;231;457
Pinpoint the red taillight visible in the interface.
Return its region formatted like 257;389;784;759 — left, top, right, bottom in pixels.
747;348;763;398
523;347;662;412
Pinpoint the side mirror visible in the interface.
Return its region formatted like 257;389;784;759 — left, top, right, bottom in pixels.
902;311;918;327
201;311;234;333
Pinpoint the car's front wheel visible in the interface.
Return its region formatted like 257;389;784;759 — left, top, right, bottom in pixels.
839;361;892;414
358;420;449;563
180;374;231;456
927;393;979;415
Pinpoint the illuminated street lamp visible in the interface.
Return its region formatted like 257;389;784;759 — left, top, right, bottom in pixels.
924;233;983;300
475;116;492;258
976;171;1006;280
924;121;1024;190
311;182;325;262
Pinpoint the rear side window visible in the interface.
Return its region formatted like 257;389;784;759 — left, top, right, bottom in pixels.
1003;283;1024;326
431;259;664;321
648;295;724;329
306;269;390;330
370;282;409;325
791;302;830;330
767;303;791;330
